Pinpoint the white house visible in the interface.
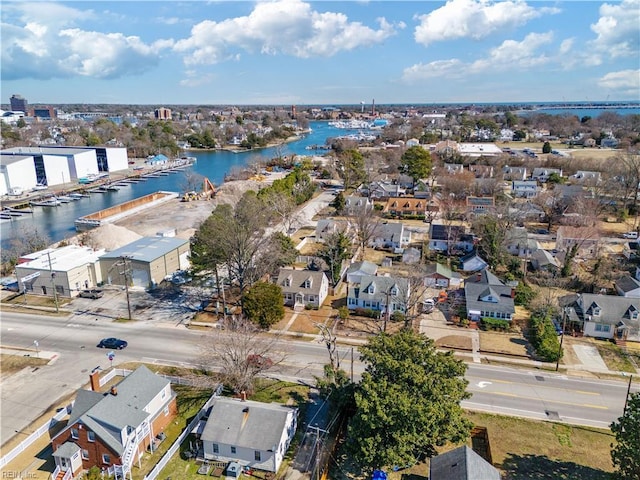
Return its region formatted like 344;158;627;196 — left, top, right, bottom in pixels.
276;268;329;309
531;168;562;183
369;222;410;249
200;397;298;474
347;275;410;314
512;180;540;198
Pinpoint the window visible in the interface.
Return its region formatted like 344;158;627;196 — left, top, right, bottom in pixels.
164;405;170;416
87;431;95;442
255;451;261;461
595;324;610;332
71;428;79;440
212;444;219;454
82;449;89;460
230;446;237;454
55;285;64;295
161;389;166;399
308;295;315;302
102;454;110;464
348;297;356;305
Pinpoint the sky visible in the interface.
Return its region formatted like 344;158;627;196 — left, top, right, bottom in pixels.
1;0;639;105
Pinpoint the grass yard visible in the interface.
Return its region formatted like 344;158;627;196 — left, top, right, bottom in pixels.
466;412;615;480
434;335;472;350
156;379;310;480
340;411;615;480
479;331;531;357
592;340;637;373
0;353;49;377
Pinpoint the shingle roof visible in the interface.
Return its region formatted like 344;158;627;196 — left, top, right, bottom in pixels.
430;445;500;480
53;442;81;458
346;261;378;277
354;275;409;304
200;397;296;451
615;275;640;294
277;268;327;295
58;366;172;456
465;269;504;286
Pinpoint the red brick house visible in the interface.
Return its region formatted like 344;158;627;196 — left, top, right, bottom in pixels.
51;366;177;480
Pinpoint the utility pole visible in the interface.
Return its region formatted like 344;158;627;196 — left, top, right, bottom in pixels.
46;251;59;313
555;309;568;371
623;374;633;413
316;323;339;373
350;347;354;383
111;255;133;321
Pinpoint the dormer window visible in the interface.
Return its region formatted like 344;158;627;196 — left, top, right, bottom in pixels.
303;278;312;289
367;284;375;294
284;275;292;287
390;286;398;296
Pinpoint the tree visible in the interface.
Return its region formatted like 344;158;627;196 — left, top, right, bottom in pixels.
400;145;432;189
317;231;351;286
346;202;381;260
347;330;472;472
610;392;640;480
542;141;552;154
332;191;346;214
198;316;285;394
242;282;285;328
336;149;366;190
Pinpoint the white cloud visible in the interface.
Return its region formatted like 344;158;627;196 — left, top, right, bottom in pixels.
402;31;557;82
174;0;400;66
1;3;171;80
597;69;640;97
179;70;216;87
590;0;640;59
413;0;559;46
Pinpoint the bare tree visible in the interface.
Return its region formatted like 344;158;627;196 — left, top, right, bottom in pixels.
197;316;287;393
261;190;301;234
347;203;382;260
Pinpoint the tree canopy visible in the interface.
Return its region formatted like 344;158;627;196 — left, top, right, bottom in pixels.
242;281;285;329
318;231;352;286
347;330;472;472
400;145;432;187
610;391;640;480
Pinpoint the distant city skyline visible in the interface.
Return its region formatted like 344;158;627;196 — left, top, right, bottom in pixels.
2;0;639;105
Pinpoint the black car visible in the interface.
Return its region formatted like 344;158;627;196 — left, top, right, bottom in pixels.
97;338;128;349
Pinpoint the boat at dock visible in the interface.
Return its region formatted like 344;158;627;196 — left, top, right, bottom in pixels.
69;193;90;199
2;209;25;217
4;206;34;214
31;198;61;207
56;196;75;203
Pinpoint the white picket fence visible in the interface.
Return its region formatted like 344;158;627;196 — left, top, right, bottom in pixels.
0;403;73;470
143;384;223;480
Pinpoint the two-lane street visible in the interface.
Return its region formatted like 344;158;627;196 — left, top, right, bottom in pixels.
1;310;637;446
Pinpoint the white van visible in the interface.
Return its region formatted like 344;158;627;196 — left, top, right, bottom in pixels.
623;231;638;239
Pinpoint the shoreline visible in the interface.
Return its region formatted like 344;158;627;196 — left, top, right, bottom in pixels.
185;130;311;154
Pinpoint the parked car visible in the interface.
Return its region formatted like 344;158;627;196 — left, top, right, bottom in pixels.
622;231;638;239
97;338;128;349
423;298;435;313
79;289;104;299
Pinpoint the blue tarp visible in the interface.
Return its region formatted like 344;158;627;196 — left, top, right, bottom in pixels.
372;470;388;480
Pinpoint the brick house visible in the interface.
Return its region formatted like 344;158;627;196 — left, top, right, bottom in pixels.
384;197;427;217
51;366;177;480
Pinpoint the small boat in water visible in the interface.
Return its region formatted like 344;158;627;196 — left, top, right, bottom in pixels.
69;192;90;199
31;197;61;207
56;195;75;203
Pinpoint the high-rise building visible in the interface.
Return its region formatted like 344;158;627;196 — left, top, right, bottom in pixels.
154;107;172;120
10;94;28;113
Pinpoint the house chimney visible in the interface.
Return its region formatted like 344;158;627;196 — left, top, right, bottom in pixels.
240;390;247;402
110;386;118;396
511;288;516;298
90;371;101;392
476;273;481;282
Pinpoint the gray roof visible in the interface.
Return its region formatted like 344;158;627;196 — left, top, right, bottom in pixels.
2;146;90;156
430;445;500;480
346;261;378;277
59;366;172;456
53;442;81;458
277;268;327;295
378;222;404;239
200;397;296;451
100;236;188;263
531;249;560;270
424;263;461;280
465;270;515;316
354;275;409;304
431;224;464;241
568;293;640;328
615;275;640;294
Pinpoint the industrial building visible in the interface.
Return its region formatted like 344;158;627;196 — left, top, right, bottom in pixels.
0;154;38;195
98;237;190;289
15;246;105;298
0;146;128;192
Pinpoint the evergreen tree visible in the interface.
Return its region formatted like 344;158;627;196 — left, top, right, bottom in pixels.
347;330;472;472
610;392;640;480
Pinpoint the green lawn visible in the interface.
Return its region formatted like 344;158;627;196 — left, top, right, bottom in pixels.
154;379;310;480
332;411;615;480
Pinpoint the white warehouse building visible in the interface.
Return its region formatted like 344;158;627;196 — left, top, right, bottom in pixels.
0;154;38;196
15;245;105;298
0;146;129;191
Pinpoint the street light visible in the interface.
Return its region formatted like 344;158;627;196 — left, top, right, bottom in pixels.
34;340;39;358
623;373;634;413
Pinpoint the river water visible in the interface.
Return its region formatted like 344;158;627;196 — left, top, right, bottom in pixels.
0;121;343;250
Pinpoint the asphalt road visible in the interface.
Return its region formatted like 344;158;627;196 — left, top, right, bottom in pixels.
1;309;637;448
